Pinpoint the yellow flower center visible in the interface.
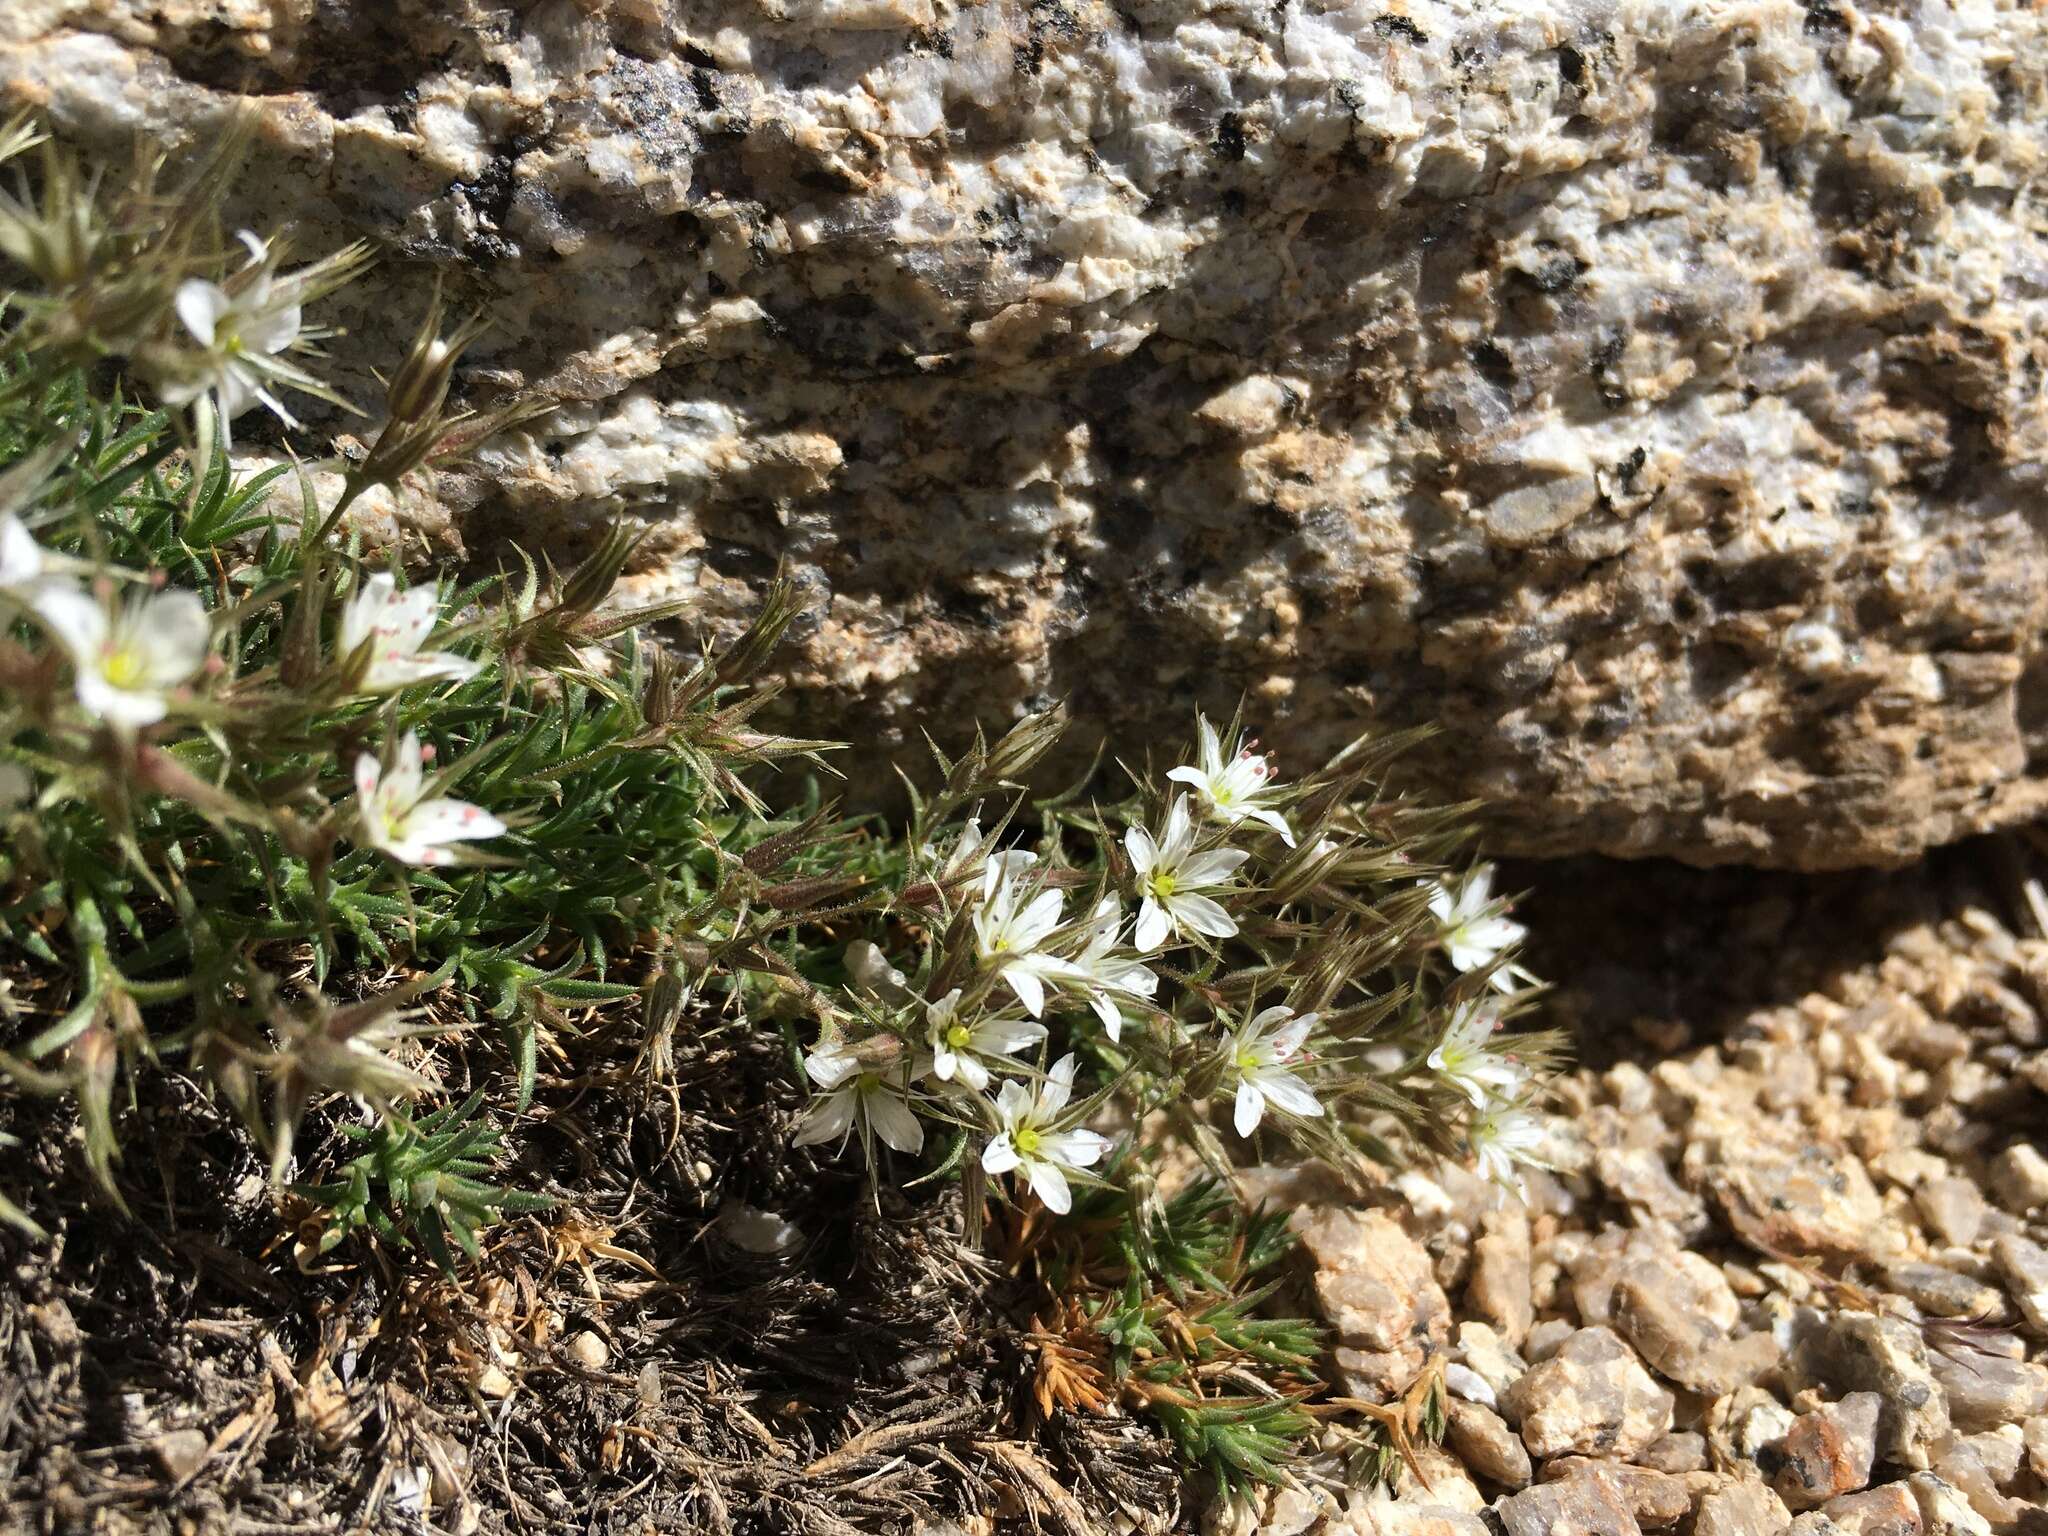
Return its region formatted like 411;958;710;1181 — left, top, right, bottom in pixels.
946;1024;972;1050
101;646;147;691
1014;1126;1042;1157
1148;872;1177;899
1236;1049;1261;1075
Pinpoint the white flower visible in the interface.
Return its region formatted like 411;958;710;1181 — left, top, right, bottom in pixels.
981;1054;1109;1215
1167;714;1295;846
337;572;481;692
353;731;507;866
972;853;1070;1017
167;232;307;425
917;989;1046;1092
928;813;998;880
1427;1000;1527;1109
793;1041;925;1156
34;583;210;728
1125;796;1248;952
1;513;47;595
1470;1107;1547;1189
1227;1005;1323;1137
1060;896;1159;1041
1426;867;1528;991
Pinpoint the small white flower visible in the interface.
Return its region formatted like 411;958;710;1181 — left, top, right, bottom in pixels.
1167;714;1295;846
337;572;481;692
928;813;998;880
1060;896;1159;1041
1470;1106;1547;1189
1227;1005;1323;1137
972;853;1070;1017
1426;866;1529;991
793;1041;925;1156
917;989;1046;1092
844;939;912;1001
1427;1000;1527;1109
1;512;47;594
34;583;210;728
167;232;307;426
1125;796;1248;952
981;1054;1109;1215
353;730;507;867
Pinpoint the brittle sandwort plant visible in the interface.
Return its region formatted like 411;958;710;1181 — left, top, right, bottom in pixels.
0;114;832;1251
0;112;1566;1508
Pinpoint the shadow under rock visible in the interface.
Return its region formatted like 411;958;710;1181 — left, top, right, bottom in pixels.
1502;835;2031;1069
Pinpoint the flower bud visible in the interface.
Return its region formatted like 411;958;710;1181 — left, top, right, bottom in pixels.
556;522;640;618
981;701;1068;785
386;296;486;429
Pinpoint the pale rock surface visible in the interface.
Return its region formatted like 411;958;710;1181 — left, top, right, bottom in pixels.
4;2;2047;866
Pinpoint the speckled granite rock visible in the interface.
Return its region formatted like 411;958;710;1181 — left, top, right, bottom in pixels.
4;2;2048;866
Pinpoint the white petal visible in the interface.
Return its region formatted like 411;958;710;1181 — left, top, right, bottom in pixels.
955;1055;990;1092
1114;958;1159;998
1233;1080;1265;1138
793;1086;856;1147
0;514;43;588
1270;1015;1313;1057
363;649;482;692
1161;797;1193;858
1178;847;1249;885
1090;993;1123;1041
981;1133;1022;1174
1247;1004;1295;1035
992;1080;1032;1125
1026;1160;1072;1215
1041;1129;1108;1170
805;1046;858;1089
1013;887;1066;946
77;671;166;727
1165;765;1208;793
1044;1052;1079;1106
1255;1069;1323;1119
1169;892;1237;940
31;581;107;659
1004;965;1046;1018
976;1018;1048;1055
379;838;455;867
1247;807;1296;847
354;751;382;802
1123;823;1157;876
174;280;230;346
1445;937;1488;972
137;590;210;685
1133;897;1171;953
244;299;302;355
1466;915;1526;951
396;797;507;847
865;1087;925;1154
